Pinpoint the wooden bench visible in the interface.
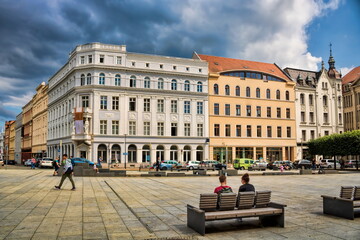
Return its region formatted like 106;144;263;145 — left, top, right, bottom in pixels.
187;190;286;235
321;186;360;220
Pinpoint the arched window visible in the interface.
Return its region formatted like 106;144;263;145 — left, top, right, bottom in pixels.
99;73;105;85
142;145;150;163
80;74;85;86
300;93;305;104
130;75;136;88
158;78;164;89
214;84;219;95
256;88;260;98
111;145;121;163
183;145;191;162
225;85;230;95
184;80;190;91
266;89;271;99
87;73;92;85
285;91;289;100
97;144;107;163
170;145;178;161
144;77;150;88
323;95;328;107
246;87;251;97
171;79;177;90
196;146;203;161
236;86;240;96
197;81;203;92
156;145;164;161
128;145;137;163
115;74;121;86
276;90;280;100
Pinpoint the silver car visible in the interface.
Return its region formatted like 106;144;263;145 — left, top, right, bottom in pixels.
38;158;54;168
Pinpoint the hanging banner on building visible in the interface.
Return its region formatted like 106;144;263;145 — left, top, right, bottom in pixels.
74;107;84;134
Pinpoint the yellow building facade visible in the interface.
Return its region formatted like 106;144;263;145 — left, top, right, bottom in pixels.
342;66;360;131
197;54;297;163
9;121;16;161
22;100;33;160
32;82;48;158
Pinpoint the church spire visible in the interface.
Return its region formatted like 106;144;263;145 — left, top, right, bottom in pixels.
328;42;335;69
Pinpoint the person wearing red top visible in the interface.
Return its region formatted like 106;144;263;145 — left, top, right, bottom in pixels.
214;175;233;194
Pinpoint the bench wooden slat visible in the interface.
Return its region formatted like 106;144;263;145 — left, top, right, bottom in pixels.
237;191;255;209
340;186;354;199
354;200;360;208
354;186;360;200
218;193;237;210
205;207;283;220
199;193;217;211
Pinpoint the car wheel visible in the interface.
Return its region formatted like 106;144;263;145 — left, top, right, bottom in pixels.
161;167;167;170
189;166;194;170
240;167;245;170
328;165;332;169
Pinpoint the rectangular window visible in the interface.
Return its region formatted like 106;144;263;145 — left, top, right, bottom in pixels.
112;120;119;135
236;125;241;137
324;113;328;123
129;121;136;135
112;96;119;110
185;123;191;136
80;56;85;64
197;102;203;114
310;112;314;123
144;122;150;136
131;61;135;67
100;120;107;134
225;124;231;137
81;95;89;108
246;105;251;117
267;126;272;137
246;125;252;137
88;55;92;64
277;126;282;138
100;96;107;110
277;107;281;118
116;56;122;64
159;64;163;69
225;104;230;116
184;101;190;114
236;105;241;116
129;98;136;111
146;63;150;68
99;55;104;63
256;106;261;117
286;108;290;119
267;107;271;118
301;112;305;122
324;131;329;136
287;127;291;138
171;123;177;136
310;130;315;140
214;103;219;115
144;98;150;112
171;100;177;113
214;124;220;137
157;99;164;113
257;125;262;137
302;130;306;141
157;122;164;136
197;124;203;137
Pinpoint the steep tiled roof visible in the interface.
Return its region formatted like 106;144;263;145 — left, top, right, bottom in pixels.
283;67;318;88
197;54;291;81
342;66;360;85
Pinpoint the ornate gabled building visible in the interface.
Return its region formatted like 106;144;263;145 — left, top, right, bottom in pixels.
284;48;343;160
342;66;360;131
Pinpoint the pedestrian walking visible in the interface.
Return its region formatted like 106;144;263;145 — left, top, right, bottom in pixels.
52;157;60;176
156;157;160;172
54;154;76;190
31;158;36;169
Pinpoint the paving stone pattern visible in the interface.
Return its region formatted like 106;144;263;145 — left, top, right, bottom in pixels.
0;169;359;239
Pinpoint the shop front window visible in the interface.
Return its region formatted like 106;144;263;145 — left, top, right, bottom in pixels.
266;147;282;162
235;147;253;159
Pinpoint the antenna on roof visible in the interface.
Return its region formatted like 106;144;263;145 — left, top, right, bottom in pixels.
329;42;332;57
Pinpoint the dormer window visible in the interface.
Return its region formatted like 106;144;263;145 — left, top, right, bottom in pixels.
160;64;163;69
146;63;150;68
132;62;135;67
173;66;177;70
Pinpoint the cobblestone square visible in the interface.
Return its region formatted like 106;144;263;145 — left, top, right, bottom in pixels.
0;169;359;239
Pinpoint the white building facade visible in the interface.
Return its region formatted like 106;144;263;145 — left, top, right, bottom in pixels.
284;53;343;160
47;43;209;166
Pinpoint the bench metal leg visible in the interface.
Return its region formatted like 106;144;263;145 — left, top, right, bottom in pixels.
323;197;354;220
187;205;206;235
260;213;284;227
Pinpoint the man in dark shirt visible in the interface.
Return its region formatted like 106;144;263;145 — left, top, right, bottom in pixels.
238;173;255;192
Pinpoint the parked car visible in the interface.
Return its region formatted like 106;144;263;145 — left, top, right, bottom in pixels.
71;158;94;166
162;160;182;168
202;160;227;170
253;160;268;168
24;159;33;166
296;159;312;169
283;160;295;169
233;158;254;170
345;160;358;168
320;159;340;169
38;158;54;168
186;161;201;170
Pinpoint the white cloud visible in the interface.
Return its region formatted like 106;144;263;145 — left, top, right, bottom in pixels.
340;66;354;76
3;92;33;107
164;0;340;71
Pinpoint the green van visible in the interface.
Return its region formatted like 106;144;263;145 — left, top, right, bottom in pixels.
233;158;254;170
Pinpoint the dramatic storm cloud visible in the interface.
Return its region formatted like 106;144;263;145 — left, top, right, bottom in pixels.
0;0;343;123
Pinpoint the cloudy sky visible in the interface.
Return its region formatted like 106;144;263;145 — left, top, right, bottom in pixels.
0;0;359;128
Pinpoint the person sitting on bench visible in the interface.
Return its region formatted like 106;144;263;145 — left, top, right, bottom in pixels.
238;173;255;192
214;175;233;194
